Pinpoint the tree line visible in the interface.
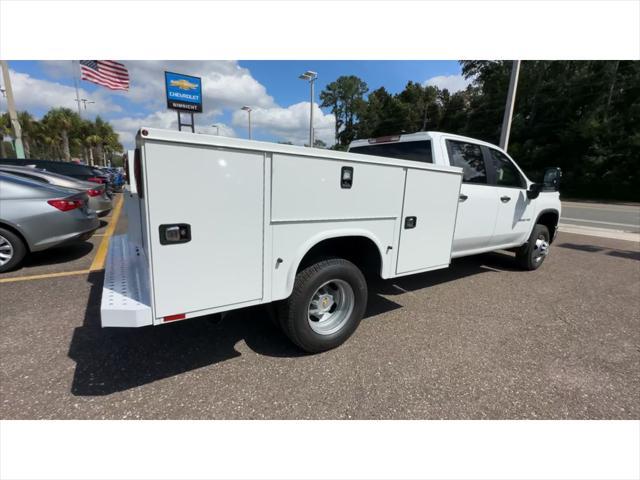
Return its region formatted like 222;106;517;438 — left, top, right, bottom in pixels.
320;61;639;201
0;108;123;166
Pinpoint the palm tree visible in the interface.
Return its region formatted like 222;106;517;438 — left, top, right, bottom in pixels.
17;111;36;159
0;113;12;158
42;108;79;161
85;134;102;166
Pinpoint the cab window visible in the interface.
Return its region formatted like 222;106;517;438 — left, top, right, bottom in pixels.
349;140;433;163
446;140;487;184
488;148;525;188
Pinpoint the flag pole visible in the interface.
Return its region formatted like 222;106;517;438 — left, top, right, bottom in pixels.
72;60;82;118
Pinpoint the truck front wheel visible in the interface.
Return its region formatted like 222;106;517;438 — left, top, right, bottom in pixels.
516;224;551;271
278;258;368;353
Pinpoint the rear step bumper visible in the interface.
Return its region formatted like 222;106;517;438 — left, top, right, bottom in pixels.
101;234;153;328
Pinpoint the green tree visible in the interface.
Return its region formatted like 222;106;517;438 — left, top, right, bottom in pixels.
42;108;80;161
320;75;368;147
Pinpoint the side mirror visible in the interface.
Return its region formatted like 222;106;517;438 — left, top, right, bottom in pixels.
543;167;562;192
527;182;542;200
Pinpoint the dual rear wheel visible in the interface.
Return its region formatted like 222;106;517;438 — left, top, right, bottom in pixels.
277;258;368;353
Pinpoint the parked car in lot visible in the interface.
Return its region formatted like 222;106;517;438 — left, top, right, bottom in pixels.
0;165;113;217
0;172;100;272
0;158;113;194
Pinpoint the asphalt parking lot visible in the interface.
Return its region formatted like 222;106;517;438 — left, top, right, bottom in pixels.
1;198;638;419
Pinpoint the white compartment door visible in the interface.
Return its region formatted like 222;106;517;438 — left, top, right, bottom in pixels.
396;169;461;275
145;142;264;318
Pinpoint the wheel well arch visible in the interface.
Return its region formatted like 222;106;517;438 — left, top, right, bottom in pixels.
296;235;384;279
0;221;30;252
536;209;559;243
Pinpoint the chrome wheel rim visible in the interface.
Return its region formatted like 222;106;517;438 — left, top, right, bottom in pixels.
307;279;355;336
0;234;14;267
533;235;549;263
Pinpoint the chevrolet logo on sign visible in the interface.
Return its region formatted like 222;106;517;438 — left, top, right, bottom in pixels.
165;71;203;113
170;79;199;91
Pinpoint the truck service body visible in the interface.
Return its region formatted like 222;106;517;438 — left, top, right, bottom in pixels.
101;128;560;352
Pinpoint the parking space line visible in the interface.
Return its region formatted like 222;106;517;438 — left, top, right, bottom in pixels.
0;269;90;284
90;195;123;272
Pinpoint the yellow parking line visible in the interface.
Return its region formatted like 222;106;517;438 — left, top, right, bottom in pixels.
0;269;90;284
90;195;124;272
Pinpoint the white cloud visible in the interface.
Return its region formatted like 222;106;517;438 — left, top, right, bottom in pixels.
124;61;276;112
36;60;276;113
231;102;335;145
197;123;236;138
3;69;121;115
110;111;237;148
110;110;178;147
424;74;473;93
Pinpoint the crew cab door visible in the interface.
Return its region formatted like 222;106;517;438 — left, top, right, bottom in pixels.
445;139;499;255
484;147;534;246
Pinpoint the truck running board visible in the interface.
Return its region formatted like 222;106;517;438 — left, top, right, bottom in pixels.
101;234;153;327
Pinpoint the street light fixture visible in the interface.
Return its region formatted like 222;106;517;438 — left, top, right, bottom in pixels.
80;98;95;110
241;106;252;140
211;124;221;135
298;70;318;147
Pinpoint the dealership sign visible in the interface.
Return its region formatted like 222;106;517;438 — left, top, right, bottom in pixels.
165;71;203;112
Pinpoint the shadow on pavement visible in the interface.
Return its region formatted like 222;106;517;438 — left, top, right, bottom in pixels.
558;242;640;261
557;242;605;253
68;252;514;396
23;241;94;268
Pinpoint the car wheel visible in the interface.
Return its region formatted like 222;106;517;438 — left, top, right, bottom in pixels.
278;258;368;353
516;224;550;271
0;228;27;273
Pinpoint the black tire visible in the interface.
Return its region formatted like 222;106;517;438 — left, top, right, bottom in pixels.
0;227;27;273
278;258;368;353
516;224;550;271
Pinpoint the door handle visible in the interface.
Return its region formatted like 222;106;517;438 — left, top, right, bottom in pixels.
459;194;468;202
500;196;511;203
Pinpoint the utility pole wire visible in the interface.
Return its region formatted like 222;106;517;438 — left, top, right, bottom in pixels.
499;60;521;152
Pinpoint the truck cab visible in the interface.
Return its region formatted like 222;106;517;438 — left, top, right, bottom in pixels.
349;132;561;265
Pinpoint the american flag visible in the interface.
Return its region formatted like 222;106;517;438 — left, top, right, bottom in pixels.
80;60;129;91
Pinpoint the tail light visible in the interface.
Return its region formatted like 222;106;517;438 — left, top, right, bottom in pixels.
134;147;144;198
47;198;84;212
87;188;102;197
87;176;105;184
368;135;401;144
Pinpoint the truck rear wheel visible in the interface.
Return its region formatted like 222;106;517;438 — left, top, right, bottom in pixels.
278;258;368;353
516;224;550;271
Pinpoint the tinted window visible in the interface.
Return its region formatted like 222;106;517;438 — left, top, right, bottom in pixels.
3;171;47;183
446;140;487;184
350;140;433;163
488;149;525;188
46;162;94;176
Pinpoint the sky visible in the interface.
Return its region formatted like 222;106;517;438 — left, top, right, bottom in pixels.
2;60;471;149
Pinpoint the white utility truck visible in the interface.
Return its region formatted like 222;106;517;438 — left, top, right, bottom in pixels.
101;128;561;352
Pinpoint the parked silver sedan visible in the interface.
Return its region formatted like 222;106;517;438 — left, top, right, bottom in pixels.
0;172;100;272
0;164;112;217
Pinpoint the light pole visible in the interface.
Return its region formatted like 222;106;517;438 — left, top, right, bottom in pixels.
499;60;521;152
211;124;220;135
0;60;25;159
298;70;318;147
241;106;252;140
80;98;95;110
